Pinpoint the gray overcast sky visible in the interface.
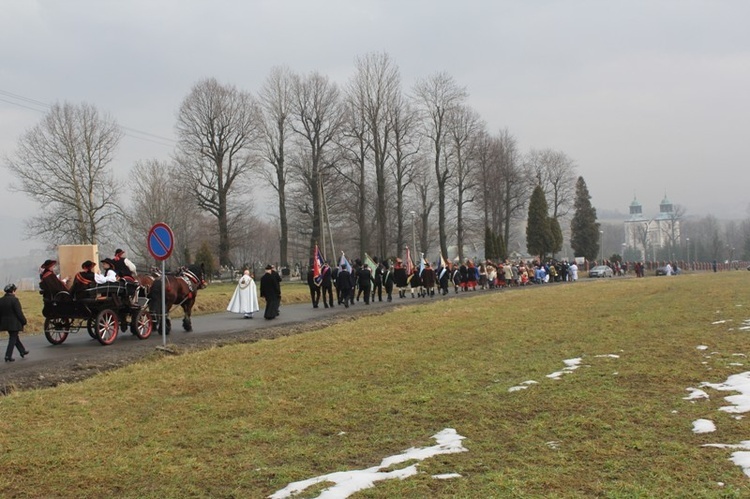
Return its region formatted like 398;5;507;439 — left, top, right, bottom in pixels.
2;0;749;257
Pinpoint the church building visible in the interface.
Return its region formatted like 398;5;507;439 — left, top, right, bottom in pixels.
623;195;680;260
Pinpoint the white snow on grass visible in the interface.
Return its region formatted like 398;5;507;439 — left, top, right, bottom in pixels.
269;428;467;499
692;419;716;433
594;354;620;358
684;388;710;400
701;372;750;414
712;320;728;325
546;357;582;379
432;473;462;480
697;345;709;350
508;380;539;392
697;371;750;478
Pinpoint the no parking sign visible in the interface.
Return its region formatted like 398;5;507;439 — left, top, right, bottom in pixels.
147;223;174;261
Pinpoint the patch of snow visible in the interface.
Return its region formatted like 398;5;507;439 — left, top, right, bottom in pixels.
697;345;709;350
692;419;716;433
712;320;727;325
269;428;467;499
594;354;620;358
432;473;461;480
684;388;709;400
508;385;528;392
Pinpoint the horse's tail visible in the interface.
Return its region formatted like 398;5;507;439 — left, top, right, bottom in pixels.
148;278;163;316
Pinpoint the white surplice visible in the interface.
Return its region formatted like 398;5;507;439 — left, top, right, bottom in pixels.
227;273;259;315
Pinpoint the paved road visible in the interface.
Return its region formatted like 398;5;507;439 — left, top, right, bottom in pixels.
1;289;461;369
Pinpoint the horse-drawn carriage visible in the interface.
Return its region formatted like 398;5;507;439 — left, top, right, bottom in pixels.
42;282;153;346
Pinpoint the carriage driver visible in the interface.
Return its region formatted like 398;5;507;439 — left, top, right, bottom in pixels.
113;249;136;281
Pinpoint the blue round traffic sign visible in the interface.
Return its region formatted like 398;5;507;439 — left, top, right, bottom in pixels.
147;223;174;261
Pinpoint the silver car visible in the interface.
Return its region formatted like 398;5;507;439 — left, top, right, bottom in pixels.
589;265;613;278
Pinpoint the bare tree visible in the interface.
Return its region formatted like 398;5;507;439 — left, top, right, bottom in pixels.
335;99;371;257
387;95;420;257
526;148;577;219
258;66;295;267
174;77;260;267
413;72;467;259
290;71;345;252
494;130;529;254
347;52;401;258
6;102;122;245
123;159;201;267
448;105;483;262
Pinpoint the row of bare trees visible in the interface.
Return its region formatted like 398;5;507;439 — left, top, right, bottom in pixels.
6;52;589;269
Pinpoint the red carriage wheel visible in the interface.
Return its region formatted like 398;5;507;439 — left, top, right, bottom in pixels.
95;309;119;345
130;309;153;339
43;318;69;345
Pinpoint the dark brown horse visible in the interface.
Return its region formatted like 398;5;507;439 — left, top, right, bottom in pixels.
148;264;207;334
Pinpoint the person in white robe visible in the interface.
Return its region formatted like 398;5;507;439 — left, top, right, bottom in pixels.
227;270;259;318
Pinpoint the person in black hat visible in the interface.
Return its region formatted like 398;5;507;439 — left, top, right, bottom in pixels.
38;259;69;299
113;249;136;281
69;261;97;299
95;258;118;284
259;264;281;319
0;283;28;362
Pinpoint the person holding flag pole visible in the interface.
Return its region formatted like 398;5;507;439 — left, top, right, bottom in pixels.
336;252;353;308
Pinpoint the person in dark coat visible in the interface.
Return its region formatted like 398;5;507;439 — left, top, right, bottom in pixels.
259;265;281;320
357;264;373;305
113;249;135;281
306;265;321;308
38;259;68;300
373;258;384;302
382;260;394;302
438;262;451;296
393;258;408;298
69;260;97;300
335;264;352;308
421;262;436;297
320;263;334;308
1;284;28;362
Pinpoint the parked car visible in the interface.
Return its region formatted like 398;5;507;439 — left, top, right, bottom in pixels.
655;265;681;276
589;265;613;278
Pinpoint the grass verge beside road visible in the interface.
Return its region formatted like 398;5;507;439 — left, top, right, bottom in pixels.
2;273;750;497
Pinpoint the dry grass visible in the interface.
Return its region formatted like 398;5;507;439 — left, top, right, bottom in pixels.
2;272;750;497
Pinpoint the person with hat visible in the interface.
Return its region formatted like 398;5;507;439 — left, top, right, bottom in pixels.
69;260;98;299
393;258;408;299
259;264;281;320
38;259;69;299
113;249;136;281
95;258;118;284
0;283;28;362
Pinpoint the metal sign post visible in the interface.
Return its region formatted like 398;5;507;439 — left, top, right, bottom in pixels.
147;223;174;348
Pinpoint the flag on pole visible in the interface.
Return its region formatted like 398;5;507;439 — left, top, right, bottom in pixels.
312;244;325;286
363;253;378;284
437;252;448;281
339;252;352;274
405;246;413;275
419;253;426;276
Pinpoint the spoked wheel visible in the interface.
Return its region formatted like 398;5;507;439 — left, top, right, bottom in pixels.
95;309;119;345
130;309;153;339
44;318;70;345
86;317;97;339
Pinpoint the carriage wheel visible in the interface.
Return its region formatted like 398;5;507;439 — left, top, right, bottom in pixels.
86;317;97;339
95;309;119;345
44;318;69;345
130;309;153;339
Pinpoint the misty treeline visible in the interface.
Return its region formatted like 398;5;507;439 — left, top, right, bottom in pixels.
6;53;748;270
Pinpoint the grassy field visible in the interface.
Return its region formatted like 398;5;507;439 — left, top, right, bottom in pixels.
2;272;750;497
17;279;312;334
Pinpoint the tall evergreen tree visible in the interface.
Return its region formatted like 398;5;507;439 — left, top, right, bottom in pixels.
549;217;563;256
570;176;600;261
526;185;553;261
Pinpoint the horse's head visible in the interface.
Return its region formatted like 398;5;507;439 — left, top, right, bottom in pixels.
181;264;207;289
